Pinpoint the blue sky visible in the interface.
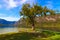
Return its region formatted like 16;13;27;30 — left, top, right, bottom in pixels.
0;0;60;21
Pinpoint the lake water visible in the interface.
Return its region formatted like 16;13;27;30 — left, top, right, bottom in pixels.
0;27;18;34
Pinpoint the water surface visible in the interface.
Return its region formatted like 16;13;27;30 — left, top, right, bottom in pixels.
0;27;18;34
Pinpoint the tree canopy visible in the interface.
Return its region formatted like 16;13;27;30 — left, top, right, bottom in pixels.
20;3;56;30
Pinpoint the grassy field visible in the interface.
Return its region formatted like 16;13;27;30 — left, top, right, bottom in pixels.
0;21;60;40
0;28;60;40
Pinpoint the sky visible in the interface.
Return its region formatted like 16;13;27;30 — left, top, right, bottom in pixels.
0;0;60;21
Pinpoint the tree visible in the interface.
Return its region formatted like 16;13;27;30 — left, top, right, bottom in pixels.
20;4;43;30
43;6;49;16
20;3;56;30
33;4;43;16
49;10;56;15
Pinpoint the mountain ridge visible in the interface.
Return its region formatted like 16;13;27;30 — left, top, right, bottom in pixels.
0;18;16;28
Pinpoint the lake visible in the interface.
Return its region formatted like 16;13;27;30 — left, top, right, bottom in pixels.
0;27;18;34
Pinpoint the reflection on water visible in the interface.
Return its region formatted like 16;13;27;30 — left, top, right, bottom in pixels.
0;27;18;34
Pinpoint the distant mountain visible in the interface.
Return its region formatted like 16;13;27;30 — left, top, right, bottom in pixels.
0;19;16;28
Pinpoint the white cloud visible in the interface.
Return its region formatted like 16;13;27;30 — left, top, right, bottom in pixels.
0;0;36;9
4;0;18;9
0;16;20;21
3;0;28;9
20;0;27;4
0;13;20;21
7;0;17;8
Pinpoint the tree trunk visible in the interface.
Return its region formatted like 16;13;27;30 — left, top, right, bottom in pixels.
44;13;46;16
32;23;35;30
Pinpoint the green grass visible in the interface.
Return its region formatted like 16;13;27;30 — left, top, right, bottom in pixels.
35;21;60;32
0;28;60;40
